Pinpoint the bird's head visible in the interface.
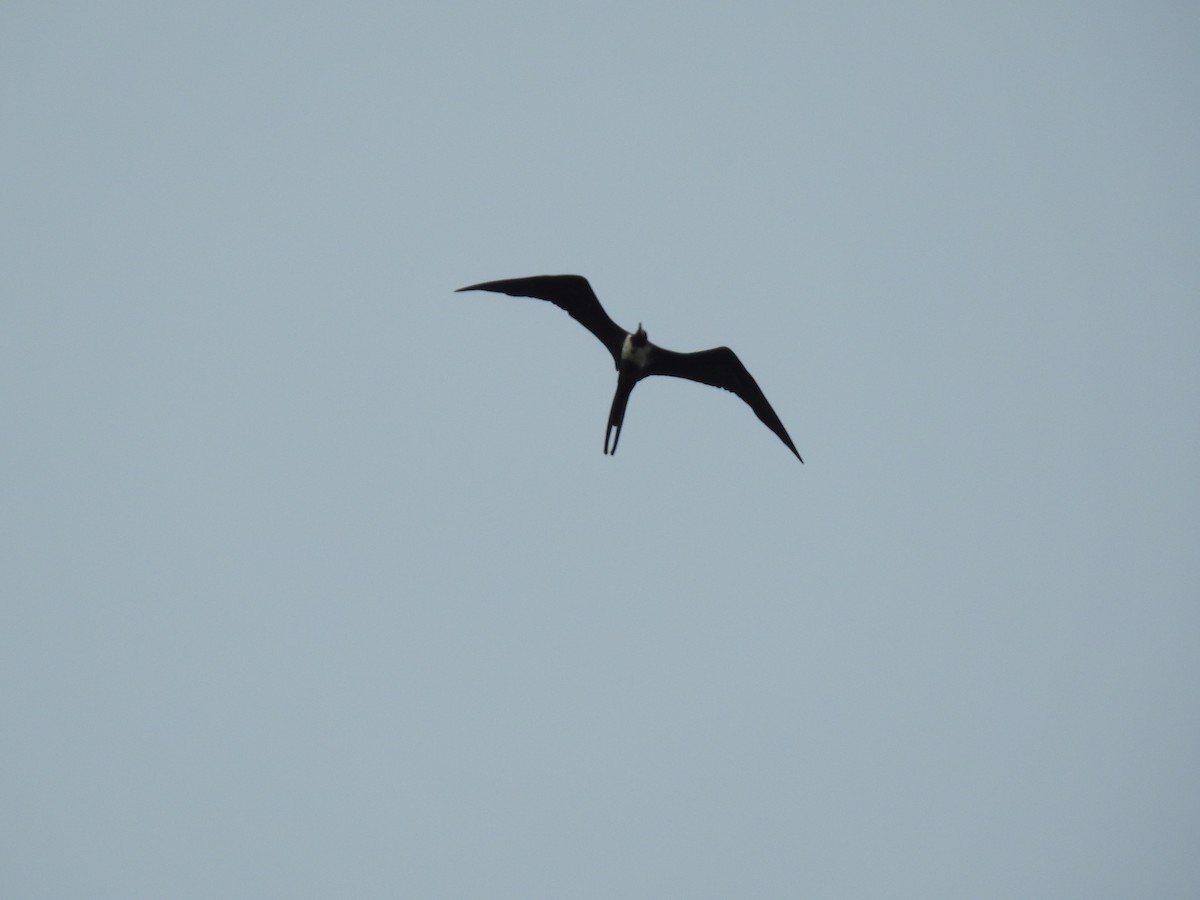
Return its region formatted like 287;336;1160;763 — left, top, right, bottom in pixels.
632;323;648;347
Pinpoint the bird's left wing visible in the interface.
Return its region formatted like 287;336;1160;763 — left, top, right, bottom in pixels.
647;346;803;461
455;275;626;366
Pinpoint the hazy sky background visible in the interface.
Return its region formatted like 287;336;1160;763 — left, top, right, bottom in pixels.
3;3;1198;897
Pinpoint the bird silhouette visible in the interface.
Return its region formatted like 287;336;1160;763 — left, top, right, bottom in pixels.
455;274;803;462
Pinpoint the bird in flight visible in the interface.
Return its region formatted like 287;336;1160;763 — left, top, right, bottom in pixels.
454;274;803;462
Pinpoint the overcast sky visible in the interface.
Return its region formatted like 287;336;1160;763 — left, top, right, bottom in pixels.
3;3;1198;897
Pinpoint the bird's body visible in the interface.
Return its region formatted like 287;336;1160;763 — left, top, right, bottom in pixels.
620;332;654;369
454;275;803;462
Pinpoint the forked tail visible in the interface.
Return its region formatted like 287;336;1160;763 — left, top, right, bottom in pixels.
604;372;637;455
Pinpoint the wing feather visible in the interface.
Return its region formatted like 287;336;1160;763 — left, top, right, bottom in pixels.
455;275;626;365
647;346;803;461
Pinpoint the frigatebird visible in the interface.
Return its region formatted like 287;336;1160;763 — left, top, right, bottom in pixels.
454;274;803;462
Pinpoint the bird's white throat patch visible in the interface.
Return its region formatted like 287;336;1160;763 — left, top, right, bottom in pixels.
622;333;653;368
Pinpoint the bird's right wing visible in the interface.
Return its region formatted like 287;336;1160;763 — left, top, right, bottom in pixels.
647;345;803;461
455;275;626;365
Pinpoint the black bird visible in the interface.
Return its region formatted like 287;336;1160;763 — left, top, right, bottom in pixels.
454;274;803;462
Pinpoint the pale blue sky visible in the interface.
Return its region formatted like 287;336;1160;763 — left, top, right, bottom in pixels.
3;3;1198;897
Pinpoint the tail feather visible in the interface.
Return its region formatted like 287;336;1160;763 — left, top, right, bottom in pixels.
604;373;637;455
